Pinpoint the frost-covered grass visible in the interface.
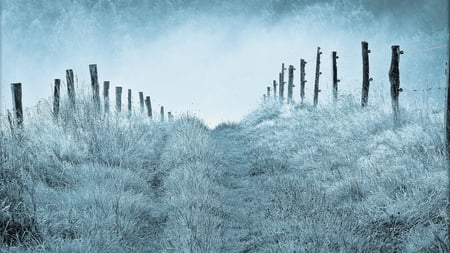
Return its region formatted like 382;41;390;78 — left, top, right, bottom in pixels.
0;93;448;252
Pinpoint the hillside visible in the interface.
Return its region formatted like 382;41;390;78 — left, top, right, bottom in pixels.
0;95;448;252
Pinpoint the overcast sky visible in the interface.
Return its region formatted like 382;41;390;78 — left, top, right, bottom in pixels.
1;0;447;126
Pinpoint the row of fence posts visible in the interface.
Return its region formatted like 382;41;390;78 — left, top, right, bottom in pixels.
262;41;404;121
8;64;174;128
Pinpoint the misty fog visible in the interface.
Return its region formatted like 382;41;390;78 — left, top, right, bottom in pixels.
1;0;447;126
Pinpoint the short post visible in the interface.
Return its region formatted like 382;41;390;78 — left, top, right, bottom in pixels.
103;81;110;113
168;112;173;121
115;86;122;113
145;96;152;119
66;69;76;107
160;106;165;122
53;79;61;119
263;94;267;101
11;83;23;127
267;87;271;98
300;59;307;104
361;41;372;107
389;45;403;123
287;65;295;104
89;64;100;111
127;89;132;114
273;80;277;101
332;51;339;102
139;92;144;113
313;47;322;107
279;63;286;102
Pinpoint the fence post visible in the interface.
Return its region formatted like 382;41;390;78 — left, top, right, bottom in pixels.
139;92;144;113
89;64;100;111
446;5;450;242
279;63;286;102
11;83;23;127
389;45;403;123
103;81;110;113
145;96;152;119
267;87;271;98
314;47;322;107
300;59;307;104
53;79;61;119
160;106;165;122
287;65;296;104
115;86;122;113
273;80;277;101
127;89;132;114
66;69;76;108
361;41;372;107
332;51;339;102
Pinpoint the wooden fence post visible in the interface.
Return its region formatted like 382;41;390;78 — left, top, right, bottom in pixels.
11;83;23;127
361;41;372;107
103;81;110;113
314;47;322;107
389;45;403;123
446;5;450;242
273;80;277;101
89;64;100;111
139;92;144;113
279;63;286;102
127;89;132;114
267;87;271;98
332;51;339;102
66;69;75;108
53;79;61;119
287;65;296;104
115;86;122;113
168;112;173;121
160;106;165;122
300;59;307;104
145;96;152;119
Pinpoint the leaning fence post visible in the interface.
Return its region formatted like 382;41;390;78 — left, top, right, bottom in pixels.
314;47;322;107
279;63;286;102
160;106;165;122
66;69;76;108
89;64;100;111
287;65;296;104
273;80;277;101
11;83;23;127
103;81;110;113
332;51;339;102
300;59;307;104
145;96;152;119
115;86;122;113
139;92;144;113
361;41;372;107
389;45;403;123
127;89;132;114
53;79;61;119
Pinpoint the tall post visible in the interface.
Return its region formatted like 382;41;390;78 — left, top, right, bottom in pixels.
103;81;110;113
332;51;339;102
361;41;371;107
389;45;403;123
287;65;295;104
279;63;286;102
267;87;271;98
300;59;307;104
11;83;23;127
145;96;152;119
313;47;322;107
160;106;165;122
127;89;132;114
66;69;75;108
115;86;122;113
89;64;100;111
139;92;144;113
53;79;61;119
273;80;277;101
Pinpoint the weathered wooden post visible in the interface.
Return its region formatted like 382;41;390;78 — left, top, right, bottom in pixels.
139;92;144;113
89;64;100;111
287;65;296;104
160;106;165;122
446;3;450;243
103;81;110;113
145;96;152;119
389;45;403;123
263;94;267;102
361;41;372;107
267;87;271;98
66;69;75;107
332;51;339;102
273;80;277;101
313;47;322;107
11;83;23;127
115;86;122;113
168;112;173;121
127;89;132;114
53;79;61;119
279;63;286;102
300;59;307;104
